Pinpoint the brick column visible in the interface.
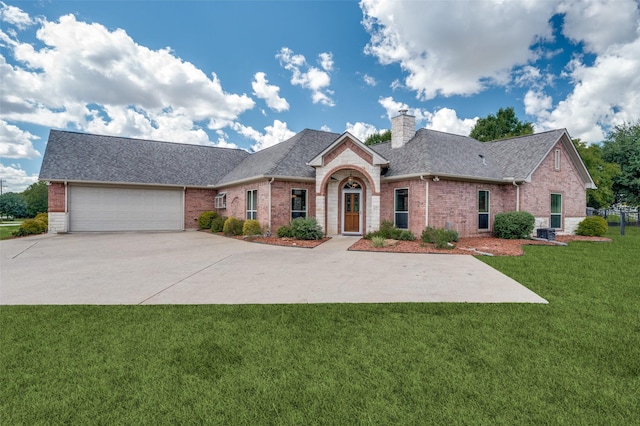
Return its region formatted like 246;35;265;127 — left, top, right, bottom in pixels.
316;194;326;235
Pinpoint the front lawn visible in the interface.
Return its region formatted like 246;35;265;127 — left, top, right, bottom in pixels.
0;226;20;240
1;228;638;424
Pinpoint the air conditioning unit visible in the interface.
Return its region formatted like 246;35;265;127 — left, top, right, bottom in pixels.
536;228;556;240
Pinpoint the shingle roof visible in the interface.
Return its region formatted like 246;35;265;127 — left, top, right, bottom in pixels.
216;129;339;185
39;130;249;186
371;129;503;180
484;129;567;180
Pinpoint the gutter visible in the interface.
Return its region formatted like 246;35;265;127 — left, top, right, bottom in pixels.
267;177;275;233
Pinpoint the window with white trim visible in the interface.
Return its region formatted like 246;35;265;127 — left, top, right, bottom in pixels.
215;192;227;209
554;149;561;171
246;189;257;220
478;190;490;230
551;193;562;228
291;189;307;219
394;188;409;229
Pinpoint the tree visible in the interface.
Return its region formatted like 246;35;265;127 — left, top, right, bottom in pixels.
573;139;620;209
365;129;391;146
601;122;640;206
469;107;534;142
23;181;48;217
0;192;28;218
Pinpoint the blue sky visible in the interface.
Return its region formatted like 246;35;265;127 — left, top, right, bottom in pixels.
1;0;639;192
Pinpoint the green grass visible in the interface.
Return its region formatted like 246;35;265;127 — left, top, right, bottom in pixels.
0;226;20;240
1;228;639;424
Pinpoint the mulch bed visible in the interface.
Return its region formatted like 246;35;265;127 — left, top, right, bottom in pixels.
348;235;611;256
208;231;611;256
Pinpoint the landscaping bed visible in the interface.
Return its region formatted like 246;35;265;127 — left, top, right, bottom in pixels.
348;234;611;256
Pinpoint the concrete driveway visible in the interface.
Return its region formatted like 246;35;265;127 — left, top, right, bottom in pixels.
0;232;547;305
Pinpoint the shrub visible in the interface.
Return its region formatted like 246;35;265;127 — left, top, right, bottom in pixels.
243;219;262;236
210;215;226;233
364;220;411;240
198;211;218;230
399;230;416;241
371;235;386;248
421;226;458;249
276;225;293;238
222;217;244;236
290;217;324;240
13;218;47;237
493;211;535;239
576;216;608;236
34;212;48;227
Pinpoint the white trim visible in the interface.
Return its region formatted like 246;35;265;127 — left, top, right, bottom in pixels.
246;189;257;220
478;189;490;231
291;188;308;220
214;192;227;209
307;132;389;167
394;187;409;229
341;188;363;235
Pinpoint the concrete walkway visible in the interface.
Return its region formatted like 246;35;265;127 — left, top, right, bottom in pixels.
0;232;547;305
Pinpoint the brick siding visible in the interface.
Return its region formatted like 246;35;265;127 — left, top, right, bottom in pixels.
48;182;66;212
184;188;216;229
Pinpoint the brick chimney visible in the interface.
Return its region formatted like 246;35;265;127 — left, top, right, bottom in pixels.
391;109;415;148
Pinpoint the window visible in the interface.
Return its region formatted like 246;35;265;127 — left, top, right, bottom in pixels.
478;190;490;230
554;149;561;170
394;188;409;229
214;192;227;209
551;193;562;228
291;189;307;219
246;189;257;220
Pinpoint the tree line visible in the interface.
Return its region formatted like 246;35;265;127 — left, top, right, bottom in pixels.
0;181;48;220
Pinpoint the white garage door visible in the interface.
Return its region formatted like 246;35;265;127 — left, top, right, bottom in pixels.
69;186;183;231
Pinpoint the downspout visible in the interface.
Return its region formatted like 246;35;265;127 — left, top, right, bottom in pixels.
513;181;520;211
64;181;68;232
183;186;186;231
268;177;275;234
420;175;429;227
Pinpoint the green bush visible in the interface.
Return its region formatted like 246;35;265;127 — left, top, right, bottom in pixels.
276;225;293;238
13;218;47;237
222;217;244;236
210;215;226;233
399;230;416;241
576;216;608;236
198;211;218;230
290;217;324;240
243;219;262;236
364;220;413;240
493;211;535;239
371;235;386;248
34;212;48;227
421;226;458;248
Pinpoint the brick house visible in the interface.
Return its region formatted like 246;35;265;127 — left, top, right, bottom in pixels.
40;111;595;236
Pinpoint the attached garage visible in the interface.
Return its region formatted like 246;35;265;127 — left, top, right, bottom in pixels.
69;185;183;232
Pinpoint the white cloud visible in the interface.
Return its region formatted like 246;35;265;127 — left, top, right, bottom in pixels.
276;47;335;106
534;35;640;142
424;108;478;136
361;0;557;100
0;162;38;193
0;119;40;159
524;90;553;118
0;2;34;30
251;72;289;112
232;119;296;152
559;0;639;54
345;122;381;142
363;73;377;86
0;13;254;145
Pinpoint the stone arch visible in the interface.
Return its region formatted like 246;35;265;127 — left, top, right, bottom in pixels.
318;165;379;196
